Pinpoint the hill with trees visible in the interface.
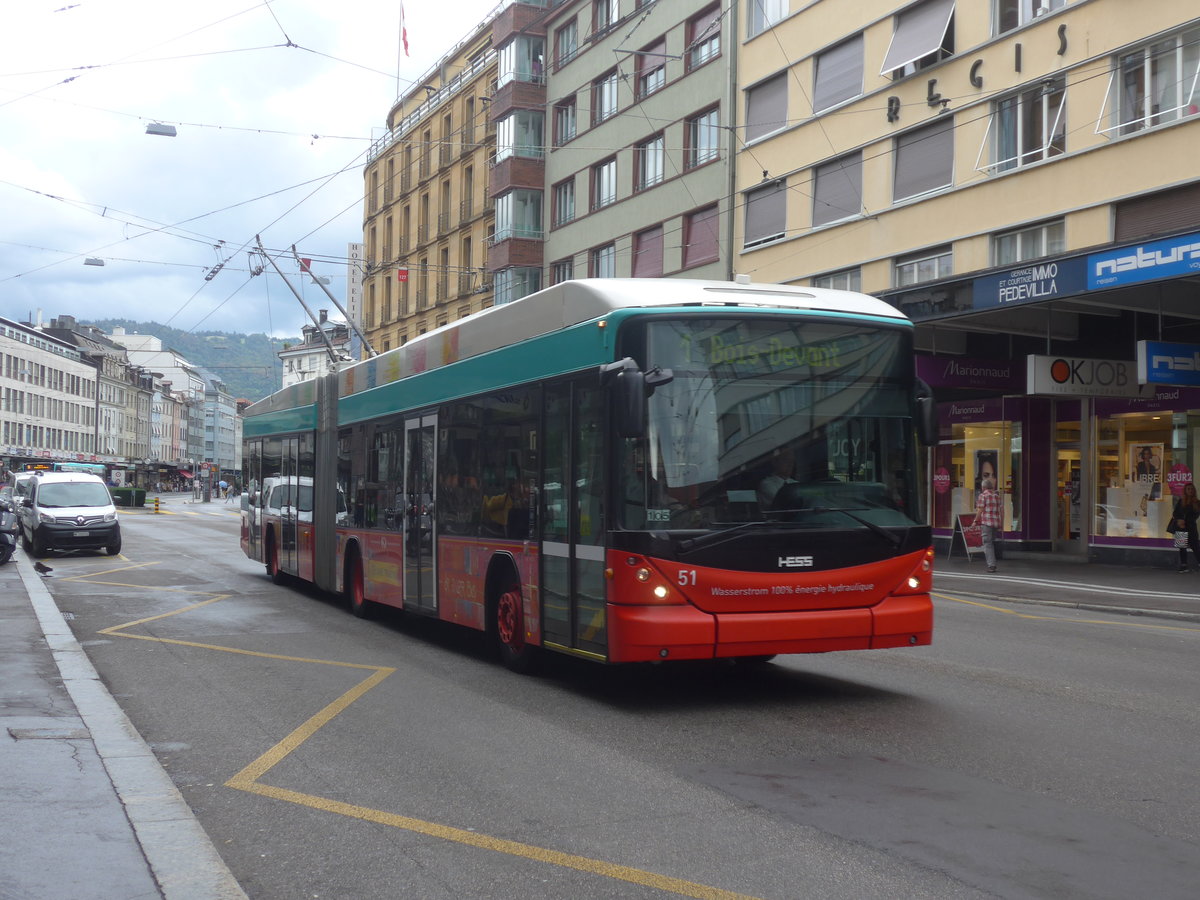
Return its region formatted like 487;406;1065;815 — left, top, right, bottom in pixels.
87;319;296;402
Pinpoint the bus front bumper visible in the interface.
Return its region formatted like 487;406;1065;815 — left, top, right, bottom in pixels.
606;594;932;663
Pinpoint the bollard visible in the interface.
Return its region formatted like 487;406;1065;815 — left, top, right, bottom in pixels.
154;496;160;514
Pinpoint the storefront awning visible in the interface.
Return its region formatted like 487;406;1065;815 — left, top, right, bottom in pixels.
178;470;194;478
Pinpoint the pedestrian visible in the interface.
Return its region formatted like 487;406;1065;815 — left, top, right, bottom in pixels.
1169;482;1200;572
974;475;1003;573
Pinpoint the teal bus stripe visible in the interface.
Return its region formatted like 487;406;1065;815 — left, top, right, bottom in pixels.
339;315;611;424
243;404;318;437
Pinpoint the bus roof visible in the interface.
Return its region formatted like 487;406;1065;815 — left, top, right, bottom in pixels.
336;278;908;400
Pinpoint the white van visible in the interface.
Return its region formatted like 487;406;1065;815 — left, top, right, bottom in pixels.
18;471;122;556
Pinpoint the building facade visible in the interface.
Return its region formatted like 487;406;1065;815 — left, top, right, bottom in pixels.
540;0;735;284
737;0;1200;564
362;18;498;351
279;310;352;388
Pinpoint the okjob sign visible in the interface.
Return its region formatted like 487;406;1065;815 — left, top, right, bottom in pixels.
1137;340;1200;386
1088;230;1200;289
973;257;1086;309
1027;355;1153;398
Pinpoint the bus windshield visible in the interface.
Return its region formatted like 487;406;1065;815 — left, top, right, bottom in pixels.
619;317;923;531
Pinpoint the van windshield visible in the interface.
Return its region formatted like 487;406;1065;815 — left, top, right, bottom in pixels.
37;483;113;508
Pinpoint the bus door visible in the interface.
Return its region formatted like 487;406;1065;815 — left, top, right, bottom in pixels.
542;383;608;658
404;414;437;613
278;435;300;573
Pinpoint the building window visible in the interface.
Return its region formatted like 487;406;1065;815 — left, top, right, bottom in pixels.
553;97;577;146
555;20;578;68
812;268;861;291
591;243;616;278
687;5;721;70
745;73;787;142
593;0;619;36
813;34;863;112
812;151;862;227
1105;26;1200;136
494;110;545;163
993;219;1065;267
685;107;720;169
896;246;953;286
683;205;720;268
881;0;955;79
497;35;546;88
634;134;665;192
553;178;575;227
744;179;786;248
748;0;786;38
995;0;1066;35
493;189;543;242
592;70;619;125
632;226;664;277
551;259;575;284
494;267;542;305
894;117;954;202
987;78;1065;173
592;157;617;210
637;37;667;99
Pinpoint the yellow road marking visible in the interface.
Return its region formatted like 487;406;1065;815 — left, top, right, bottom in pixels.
934;591;1200;632
70;559;757;899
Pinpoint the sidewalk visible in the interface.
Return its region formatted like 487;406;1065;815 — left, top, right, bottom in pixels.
0;550;247;900
3;542;1196;899
935;548;1200;622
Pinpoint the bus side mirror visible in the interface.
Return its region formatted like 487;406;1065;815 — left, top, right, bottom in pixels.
599;359;674;439
915;378;937;446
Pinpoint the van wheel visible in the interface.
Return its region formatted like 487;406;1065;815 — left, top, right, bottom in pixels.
31;533;46;558
492;584;537;674
345;551;372;618
106;537;122;556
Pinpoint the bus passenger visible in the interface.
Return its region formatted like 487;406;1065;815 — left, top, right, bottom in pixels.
758;448;796;507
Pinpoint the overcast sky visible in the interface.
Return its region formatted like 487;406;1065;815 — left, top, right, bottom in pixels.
0;0;500;338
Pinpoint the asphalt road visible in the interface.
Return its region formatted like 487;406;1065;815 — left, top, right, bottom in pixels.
40;504;1200;900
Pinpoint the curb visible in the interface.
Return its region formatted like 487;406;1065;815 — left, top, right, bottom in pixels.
16;552;248;900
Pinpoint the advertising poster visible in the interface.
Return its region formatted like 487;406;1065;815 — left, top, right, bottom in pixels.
1129;442;1163;502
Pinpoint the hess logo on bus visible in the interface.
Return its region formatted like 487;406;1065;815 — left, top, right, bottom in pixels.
778;555;814;568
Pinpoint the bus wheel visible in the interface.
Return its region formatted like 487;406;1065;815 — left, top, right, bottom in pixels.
493;585;537;674
346;552;372;619
266;533;285;584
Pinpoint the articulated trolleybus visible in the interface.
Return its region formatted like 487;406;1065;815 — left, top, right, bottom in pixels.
241;278;937;671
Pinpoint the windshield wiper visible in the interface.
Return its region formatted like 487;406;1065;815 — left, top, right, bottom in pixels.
772;505;904;547
677;520;800;553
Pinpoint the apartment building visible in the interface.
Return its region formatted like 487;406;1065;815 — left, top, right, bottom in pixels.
362;19;498;350
738;0;1200;564
539;0;735;284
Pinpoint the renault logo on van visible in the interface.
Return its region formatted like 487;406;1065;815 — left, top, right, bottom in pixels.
76;516;87;526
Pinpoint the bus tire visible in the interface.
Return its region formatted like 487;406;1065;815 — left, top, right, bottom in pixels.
491;583;537;674
266;531;285;584
345;548;372;619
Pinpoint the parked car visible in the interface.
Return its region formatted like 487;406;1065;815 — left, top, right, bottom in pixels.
17;471;121;556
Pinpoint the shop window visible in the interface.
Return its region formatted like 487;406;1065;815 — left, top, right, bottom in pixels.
932;412;1021;534
1093;414;1178;539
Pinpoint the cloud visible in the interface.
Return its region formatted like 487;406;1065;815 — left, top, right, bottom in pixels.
0;0;497;337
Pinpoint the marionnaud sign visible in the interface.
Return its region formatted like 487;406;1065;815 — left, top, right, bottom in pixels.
974;257;1087;309
1089;230;1200;290
1137;340;1200;386
1027;355;1154;398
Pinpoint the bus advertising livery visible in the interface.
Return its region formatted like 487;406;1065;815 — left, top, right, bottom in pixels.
241;278;937;671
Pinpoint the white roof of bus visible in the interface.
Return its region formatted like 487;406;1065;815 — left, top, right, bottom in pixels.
336;278;907;400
